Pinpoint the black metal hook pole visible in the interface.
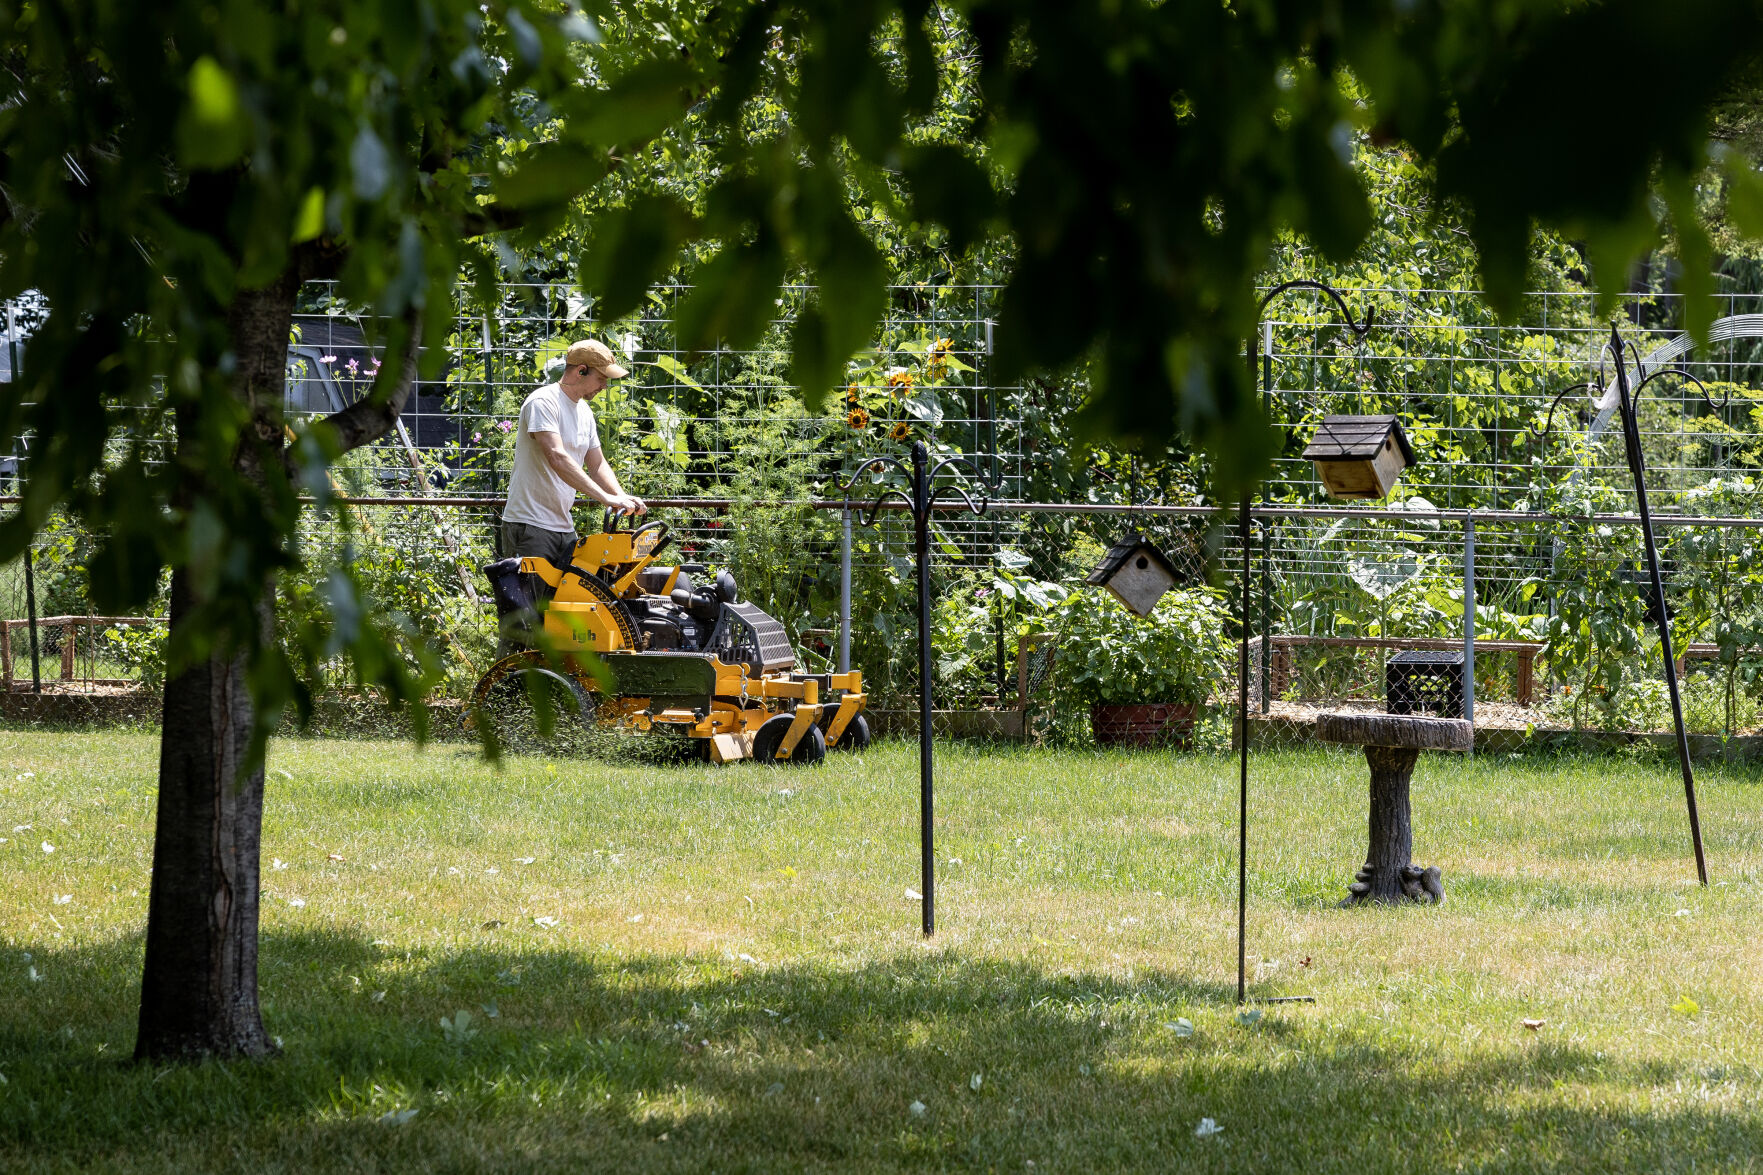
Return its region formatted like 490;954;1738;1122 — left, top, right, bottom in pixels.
839;443;996;938
1238;281;1374;1004
1607;326;1709;885
911;442;937;935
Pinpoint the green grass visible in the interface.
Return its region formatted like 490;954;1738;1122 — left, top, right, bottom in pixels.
3;729;1762;1173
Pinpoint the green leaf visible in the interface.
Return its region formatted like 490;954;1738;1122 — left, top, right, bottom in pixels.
901;394;944;426
789;179;888;410
578;195;696;320
651;354;704;393
291;187;325;243
187;56;240;126
566;59;699;148
1725;155;1763;241
1291;113;1370;263
350;124;391;201
902;145;996;252
1663;169;1715;349
176;56;247;168
674;238;785;355
494;141;600;210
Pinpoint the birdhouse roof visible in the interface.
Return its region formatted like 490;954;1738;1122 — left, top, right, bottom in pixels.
1300;414;1416;464
1085;533;1181;586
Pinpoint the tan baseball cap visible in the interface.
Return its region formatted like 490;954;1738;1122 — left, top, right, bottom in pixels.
564;339;629;379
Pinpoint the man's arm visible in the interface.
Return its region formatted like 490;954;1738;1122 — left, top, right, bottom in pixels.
529;431;645;514
584;446;646;515
531;431;616;505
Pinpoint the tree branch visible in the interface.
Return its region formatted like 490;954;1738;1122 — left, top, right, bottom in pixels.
297;304;422;466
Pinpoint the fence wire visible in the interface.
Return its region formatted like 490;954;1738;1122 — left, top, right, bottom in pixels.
8;280;1763;750
8;498;1763;751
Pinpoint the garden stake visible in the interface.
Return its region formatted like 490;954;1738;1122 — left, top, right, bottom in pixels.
1606;326;1710;885
1241;281;1374;1002
1533;326;1724;886
840;441;997;936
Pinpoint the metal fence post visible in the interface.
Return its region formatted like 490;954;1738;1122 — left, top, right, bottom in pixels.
839;507;852;674
1260;521;1273;714
1463;511;1476;732
23;544;41;693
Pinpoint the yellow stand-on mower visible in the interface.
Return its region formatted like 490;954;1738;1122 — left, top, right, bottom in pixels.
466;513;868;764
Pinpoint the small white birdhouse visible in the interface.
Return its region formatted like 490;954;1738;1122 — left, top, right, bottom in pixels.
1301;414;1417;500
1086;533;1182;618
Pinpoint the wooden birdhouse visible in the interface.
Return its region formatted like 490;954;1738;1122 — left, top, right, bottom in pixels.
1301;414;1417;500
1086;533;1182;618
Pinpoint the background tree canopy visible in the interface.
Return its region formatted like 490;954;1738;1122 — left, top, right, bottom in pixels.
4;0;1763;1060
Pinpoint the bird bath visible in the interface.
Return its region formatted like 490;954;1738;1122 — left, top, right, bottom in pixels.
1315;711;1472;906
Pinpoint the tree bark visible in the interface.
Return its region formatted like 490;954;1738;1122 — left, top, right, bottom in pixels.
135;269;298;1060
135;577;277;1058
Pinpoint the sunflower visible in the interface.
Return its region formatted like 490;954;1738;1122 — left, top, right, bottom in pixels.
847;406;870;429
844;382;861;404
889;421;913;442
927;337;954;378
887;370;915;395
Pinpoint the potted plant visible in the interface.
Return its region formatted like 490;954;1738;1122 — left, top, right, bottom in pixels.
1052;584;1234;748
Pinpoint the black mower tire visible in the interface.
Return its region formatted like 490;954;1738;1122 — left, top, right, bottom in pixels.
820;710;871;752
752;713;827;766
477;666;596;756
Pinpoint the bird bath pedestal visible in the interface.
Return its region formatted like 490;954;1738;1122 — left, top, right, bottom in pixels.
1315;712;1472;906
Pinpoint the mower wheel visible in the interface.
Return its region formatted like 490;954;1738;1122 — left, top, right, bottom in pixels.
476;666;596;757
821;711;871;752
752;713;826;766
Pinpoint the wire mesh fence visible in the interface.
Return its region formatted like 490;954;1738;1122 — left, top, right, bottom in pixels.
8;279;1763;752
11;492;1763;753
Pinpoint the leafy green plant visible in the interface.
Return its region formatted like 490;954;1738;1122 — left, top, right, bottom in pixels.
101;624;168;690
1669;477;1763;735
1051;585;1234;708
929;553;1070;701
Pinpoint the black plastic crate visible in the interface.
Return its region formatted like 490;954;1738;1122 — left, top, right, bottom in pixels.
1386;649;1464;718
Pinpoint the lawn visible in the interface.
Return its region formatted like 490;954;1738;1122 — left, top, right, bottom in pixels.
2;727;1761;1173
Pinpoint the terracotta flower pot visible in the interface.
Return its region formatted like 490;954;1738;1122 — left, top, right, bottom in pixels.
1089;702;1199;749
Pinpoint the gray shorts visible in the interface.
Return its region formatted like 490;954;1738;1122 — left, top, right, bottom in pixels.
501;520;579;571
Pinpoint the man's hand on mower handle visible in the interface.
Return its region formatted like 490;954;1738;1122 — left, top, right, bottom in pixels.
609;493;647;517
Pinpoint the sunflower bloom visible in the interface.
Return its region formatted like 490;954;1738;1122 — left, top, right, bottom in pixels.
889;421;912;442
847;407;870;429
927;337;954;377
887;370;914;394
844;382;861;404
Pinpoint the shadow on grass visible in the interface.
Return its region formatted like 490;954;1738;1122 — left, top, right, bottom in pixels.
2;930;1757;1173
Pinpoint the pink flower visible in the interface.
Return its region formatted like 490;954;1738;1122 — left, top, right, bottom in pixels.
345;358;360;375
471;432;482;443
320;354;337;364
496;420;513;432
371;357;382;368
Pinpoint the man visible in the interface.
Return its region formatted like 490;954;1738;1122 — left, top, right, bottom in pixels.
500;338;647;572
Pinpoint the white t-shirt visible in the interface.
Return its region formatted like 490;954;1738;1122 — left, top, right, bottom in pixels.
502;383;602;532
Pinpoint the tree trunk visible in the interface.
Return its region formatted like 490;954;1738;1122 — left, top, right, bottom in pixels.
135;271;297;1061
135;579;276;1059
